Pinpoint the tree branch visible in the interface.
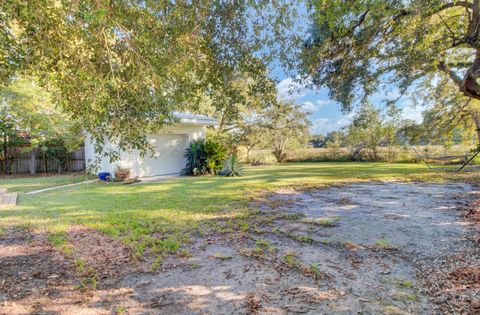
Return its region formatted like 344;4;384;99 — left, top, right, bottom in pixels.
339;9;370;38
444;61;472;68
438;60;464;90
438;12;459;44
432;1;474;14
392;1;473;20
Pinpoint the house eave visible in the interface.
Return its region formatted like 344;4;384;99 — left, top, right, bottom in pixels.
174;113;218;126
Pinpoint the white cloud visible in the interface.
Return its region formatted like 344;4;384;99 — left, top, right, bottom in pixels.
298;99;333;113
310;118;334;135
300;101;318;113
276;77;307;101
335;112;355;128
311;106;425;136
310;113;353;135
316;99;332;108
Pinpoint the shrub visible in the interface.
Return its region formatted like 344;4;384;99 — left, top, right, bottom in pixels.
41;139;70;173
114;167;130;181
203;140;227;175
272;149;287;163
249;150;277;165
221;154;244;176
183;139;227;175
183;141;204;175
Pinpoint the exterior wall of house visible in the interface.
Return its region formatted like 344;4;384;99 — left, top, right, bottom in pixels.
84;124;207;177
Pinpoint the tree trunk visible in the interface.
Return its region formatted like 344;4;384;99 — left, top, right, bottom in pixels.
440;49;480;101
371;146;378;161
350;147;362;161
218;110;227;133
43;151;47;173
273;142;286;163
246;146;252;163
472;111;480;145
3;134;9;176
463;51;480;99
30;147;37;175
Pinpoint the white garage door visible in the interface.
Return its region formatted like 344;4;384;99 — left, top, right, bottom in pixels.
140;134;188;176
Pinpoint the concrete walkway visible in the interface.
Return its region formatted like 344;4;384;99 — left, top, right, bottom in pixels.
25;180;97;195
0;188;17;208
134;174;181;184
24;174;179;195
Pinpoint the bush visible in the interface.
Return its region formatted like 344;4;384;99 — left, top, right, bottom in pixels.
41;139;70;173
248;150;277;165
183;139;227;175
114;167;131;181
221;154;244;176
278;145;478;164
203;140;227;174
183;141;204;175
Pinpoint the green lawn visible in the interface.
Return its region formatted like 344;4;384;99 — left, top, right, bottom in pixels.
0;174;93;194
0;163;477;256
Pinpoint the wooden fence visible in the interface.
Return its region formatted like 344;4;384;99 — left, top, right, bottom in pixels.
1;146;85;175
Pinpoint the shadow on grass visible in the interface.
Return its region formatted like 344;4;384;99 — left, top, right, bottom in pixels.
0;162;477;250
1;171;477;314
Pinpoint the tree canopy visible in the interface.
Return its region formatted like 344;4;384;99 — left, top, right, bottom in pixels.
0;1;300;156
345;102;404;161
0;77;78;149
263;100;311;162
300;0;480;113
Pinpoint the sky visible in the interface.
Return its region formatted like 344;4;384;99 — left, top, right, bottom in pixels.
268;4;427;136
274;75;427;136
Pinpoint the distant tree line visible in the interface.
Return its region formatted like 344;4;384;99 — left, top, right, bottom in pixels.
308;103;477;162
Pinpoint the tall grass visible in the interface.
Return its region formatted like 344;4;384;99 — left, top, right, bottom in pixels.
247;145;479;165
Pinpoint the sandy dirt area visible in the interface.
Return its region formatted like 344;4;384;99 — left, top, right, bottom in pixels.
1;182;478;314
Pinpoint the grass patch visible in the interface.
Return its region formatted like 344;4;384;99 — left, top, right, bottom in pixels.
1;162;476;257
394;291;418;302
0;173;94;193
375;238;398;250
178;249;192;258
318;217;340;227
396;279;414;289
74;258;97;291
283;251;299;266
151;256;163;271
302;216;341;227
273;228;314;243
255;239;270;248
159;238;181;253
211;253;233;260
280;213;303;221
241;238;278;259
47;231;69;247
115;306;127;315
288;233;314;243
309;264;321;280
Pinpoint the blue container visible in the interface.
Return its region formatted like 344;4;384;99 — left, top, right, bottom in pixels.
98;172;111;181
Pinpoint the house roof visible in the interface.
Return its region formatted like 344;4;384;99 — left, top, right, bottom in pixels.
174;113;217;126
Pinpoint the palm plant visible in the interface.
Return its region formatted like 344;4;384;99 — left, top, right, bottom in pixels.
183;141;205;175
221;154;244;177
183;140;227;175
203;140;227;174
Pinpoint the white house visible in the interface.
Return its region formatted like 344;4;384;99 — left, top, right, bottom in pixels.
84;113;217;178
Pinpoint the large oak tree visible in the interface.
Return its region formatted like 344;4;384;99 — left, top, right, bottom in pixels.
300;0;480;143
0;0;299;157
